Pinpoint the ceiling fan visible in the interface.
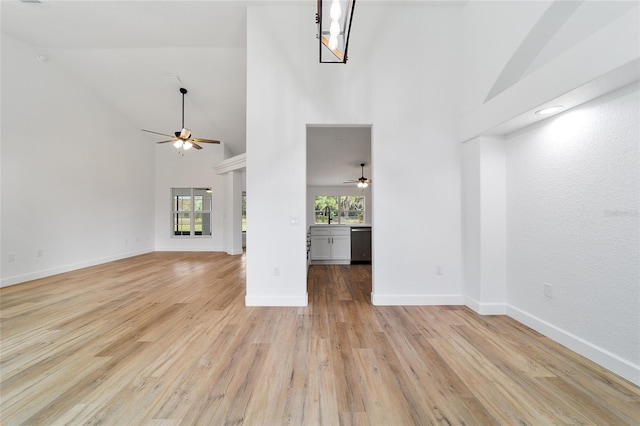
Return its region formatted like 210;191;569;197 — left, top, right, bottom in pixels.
142;88;220;150
344;163;372;188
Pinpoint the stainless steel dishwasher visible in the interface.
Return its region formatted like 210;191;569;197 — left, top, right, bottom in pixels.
350;227;371;264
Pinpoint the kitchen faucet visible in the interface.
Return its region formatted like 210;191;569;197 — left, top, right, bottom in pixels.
324;206;332;224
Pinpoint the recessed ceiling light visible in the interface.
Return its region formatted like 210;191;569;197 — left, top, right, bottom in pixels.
535;106;564;115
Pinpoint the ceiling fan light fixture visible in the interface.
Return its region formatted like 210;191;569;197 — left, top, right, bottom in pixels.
179;128;191;139
343;162;372;187
142;87;221;150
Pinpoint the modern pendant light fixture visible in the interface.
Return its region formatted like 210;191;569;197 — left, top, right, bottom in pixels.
316;0;356;63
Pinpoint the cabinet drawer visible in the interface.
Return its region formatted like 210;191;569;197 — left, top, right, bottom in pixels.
309;227;331;236
330;227;351;236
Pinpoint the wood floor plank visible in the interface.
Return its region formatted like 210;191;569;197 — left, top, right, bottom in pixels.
375;306;500;424
1;253;639;425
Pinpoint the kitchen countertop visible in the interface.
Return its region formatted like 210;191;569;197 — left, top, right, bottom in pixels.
309;224;371;228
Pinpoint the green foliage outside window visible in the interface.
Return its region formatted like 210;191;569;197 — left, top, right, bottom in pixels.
315;195;364;224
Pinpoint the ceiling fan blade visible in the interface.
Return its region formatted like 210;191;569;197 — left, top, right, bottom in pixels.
343;180;358;183
156;139;179;144
142;129;174;137
190;137;220;144
191;142;203;150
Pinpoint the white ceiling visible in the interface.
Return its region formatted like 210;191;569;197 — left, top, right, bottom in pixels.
307;126;372;187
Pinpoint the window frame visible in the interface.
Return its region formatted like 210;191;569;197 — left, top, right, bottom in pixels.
314;195;365;225
171;187;212;238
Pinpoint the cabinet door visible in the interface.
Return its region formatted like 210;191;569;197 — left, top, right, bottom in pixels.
331;235;351;260
310;236;332;260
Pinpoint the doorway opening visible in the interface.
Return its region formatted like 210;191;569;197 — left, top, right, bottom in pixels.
306;125;373;298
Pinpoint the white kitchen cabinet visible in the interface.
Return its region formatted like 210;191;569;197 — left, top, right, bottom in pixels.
330;235;351;260
310;236;331;260
309;226;351;264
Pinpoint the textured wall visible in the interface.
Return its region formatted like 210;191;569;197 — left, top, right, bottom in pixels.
505;83;640;369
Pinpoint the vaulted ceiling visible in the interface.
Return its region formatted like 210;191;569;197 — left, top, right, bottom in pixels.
1;0;249;155
2;0;636;185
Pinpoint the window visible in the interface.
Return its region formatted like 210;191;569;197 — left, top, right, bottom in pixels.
172;188;212;236
314;195;364;224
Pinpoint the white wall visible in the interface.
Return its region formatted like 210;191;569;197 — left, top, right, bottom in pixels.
462;136;507;314
1;35;155;287
246;3;463;306
223;170;243;255
505;83;640;384
154;144;226;251
461;138;481;302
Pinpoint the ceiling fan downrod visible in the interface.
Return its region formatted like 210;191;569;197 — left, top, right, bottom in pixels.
180;87;187;129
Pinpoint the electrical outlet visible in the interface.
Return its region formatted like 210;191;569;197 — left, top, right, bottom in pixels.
544;283;553;298
8;254;16;263
37;249;44;258
273;266;280;276
435;265;443;275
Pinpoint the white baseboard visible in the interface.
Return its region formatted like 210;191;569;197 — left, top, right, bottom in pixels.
0;249;154;288
154;246;224;252
245;293;308;307
465;297;507;315
507;305;640;387
371;293;465;306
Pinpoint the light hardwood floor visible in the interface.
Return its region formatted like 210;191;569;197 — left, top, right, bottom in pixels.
1;252;638;425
